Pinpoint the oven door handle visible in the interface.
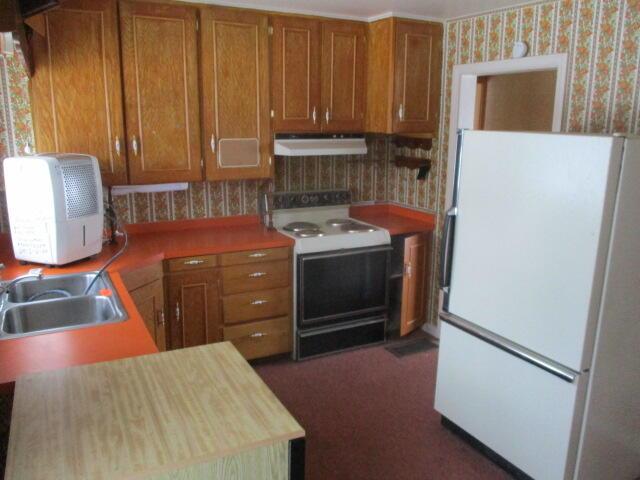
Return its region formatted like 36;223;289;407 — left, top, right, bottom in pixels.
299;244;392;261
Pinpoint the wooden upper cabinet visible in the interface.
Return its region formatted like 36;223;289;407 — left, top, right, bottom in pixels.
366;18;443;135
271;16;321;133
119;1;202;184
201;7;271;181
321;21;366;132
30;0;127;185
400;231;433;336
393;20;442;133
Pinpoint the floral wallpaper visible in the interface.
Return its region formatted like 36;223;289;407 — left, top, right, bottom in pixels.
425;0;640;327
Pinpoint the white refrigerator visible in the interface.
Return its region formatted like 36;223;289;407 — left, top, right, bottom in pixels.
435;130;640;480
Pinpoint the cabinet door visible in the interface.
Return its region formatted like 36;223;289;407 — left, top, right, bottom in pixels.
30;0;127;185
129;278;166;351
321;21;366;132
271;16;321;132
201;7;271;181
392;20;442;134
166;269;220;350
400;232;433;336
120;1;202;184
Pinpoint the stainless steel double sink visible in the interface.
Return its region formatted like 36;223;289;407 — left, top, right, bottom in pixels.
0;272;127;340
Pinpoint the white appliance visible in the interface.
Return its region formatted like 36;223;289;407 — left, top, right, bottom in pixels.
273;134;368;157
263;190;391;359
435;131;640;479
3;154;104;265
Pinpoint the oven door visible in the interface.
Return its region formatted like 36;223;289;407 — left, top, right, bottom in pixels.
297;245;391;327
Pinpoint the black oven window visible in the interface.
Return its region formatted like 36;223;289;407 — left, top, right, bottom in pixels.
300;249;388;324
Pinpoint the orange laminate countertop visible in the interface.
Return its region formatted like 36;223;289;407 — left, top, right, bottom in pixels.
350;204;436;235
0;215;294;390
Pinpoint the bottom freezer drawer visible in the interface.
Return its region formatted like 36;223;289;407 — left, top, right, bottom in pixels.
434;322;587;480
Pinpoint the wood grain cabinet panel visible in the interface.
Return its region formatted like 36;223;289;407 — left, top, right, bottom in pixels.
393;20;442;134
271;16;321;132
120;1;202;184
223;316;292;360
201;7;271;181
221;260;290;295
400;231;433;336
166;269;220;349
223;287;290;325
128;278;167;351
366;18;442;135
321;21;366;132
30;0;127;185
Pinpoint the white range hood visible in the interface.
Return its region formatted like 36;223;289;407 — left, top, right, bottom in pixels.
274;135;367;156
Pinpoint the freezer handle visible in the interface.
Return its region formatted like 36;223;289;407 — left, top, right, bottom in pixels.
439;311;580;384
439;207;457;288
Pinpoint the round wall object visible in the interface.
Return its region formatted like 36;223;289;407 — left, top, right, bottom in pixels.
512;41;529;58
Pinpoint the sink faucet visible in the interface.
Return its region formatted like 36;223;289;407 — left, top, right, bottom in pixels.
0;268;44;299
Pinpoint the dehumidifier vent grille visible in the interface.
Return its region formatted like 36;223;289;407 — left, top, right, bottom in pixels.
61;164;99;219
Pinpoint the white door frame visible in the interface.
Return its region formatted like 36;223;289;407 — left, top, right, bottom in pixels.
444;53;569;210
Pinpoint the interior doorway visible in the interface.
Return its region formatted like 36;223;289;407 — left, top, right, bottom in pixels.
474;70;557;131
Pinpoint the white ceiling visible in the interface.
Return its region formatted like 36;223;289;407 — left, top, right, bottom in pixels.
187;0;534;21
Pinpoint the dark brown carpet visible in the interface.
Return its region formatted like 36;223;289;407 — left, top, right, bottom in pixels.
254;341;511;480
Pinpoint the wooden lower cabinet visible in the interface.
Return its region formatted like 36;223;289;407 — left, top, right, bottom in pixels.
220;247;293;359
400;231;433;336
223;316;292;360
165;268;220;349
128;279;167;351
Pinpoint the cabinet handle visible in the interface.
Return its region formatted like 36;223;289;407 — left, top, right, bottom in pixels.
250;299;268;306
404;263;412;278
183;259;205;266
248;252;267;258
157;309;165;326
398;104;404;121
248;272;267;278
312;106;317;124
114;136;121;156
175;302;181;323
131;135;139;156
325;108;330;124
250;332;267;338
210;134;216;153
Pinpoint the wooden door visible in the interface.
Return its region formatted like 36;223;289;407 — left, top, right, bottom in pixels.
321;21;366;132
129;278;166;351
271;16;321;132
392;20;442;134
201;7;271;181
166;269;220;350
119;1;202;184
400;232;433;336
30;0;127;185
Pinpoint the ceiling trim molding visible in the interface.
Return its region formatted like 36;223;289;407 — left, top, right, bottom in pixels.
366;11;444;23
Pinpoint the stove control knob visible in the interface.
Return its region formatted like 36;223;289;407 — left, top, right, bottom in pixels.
301;194;309;204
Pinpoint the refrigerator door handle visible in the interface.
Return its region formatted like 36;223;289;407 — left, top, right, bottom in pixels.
439;207;457;289
440;311;580;384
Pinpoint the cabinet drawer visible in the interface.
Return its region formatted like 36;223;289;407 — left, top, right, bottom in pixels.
223;316;292;360
166;255;218;272
223;287;290;324
222;260;290;295
220;247;289;266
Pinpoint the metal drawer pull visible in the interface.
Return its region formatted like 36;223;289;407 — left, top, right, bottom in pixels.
248;272;267;278
312;106;317;124
250;332;268;338
398;103;404;120
114;136;121;156
157;310;165;326
250;299;268;306
175;302;181;323
210;133;216;153
248;253;267;258
183;259;205;265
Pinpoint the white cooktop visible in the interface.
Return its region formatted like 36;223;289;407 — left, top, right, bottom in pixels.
273;206;390;254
